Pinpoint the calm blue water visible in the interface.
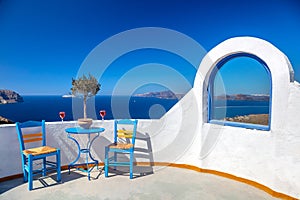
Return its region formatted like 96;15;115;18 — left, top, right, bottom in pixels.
0;96;269;122
0;95;178;122
213;100;269;119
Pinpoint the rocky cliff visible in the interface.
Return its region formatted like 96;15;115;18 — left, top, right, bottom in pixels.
0;89;23;104
0;116;14;124
225;114;269;125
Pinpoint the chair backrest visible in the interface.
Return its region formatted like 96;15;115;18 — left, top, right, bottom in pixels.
16;120;46;152
114;119;138;146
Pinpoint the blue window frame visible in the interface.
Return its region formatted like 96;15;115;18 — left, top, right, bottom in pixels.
207;53;272;131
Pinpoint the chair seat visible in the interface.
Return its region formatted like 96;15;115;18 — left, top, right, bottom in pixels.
108;143;133;149
23;146;57;156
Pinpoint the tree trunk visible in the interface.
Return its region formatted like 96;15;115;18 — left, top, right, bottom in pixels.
83;96;87;119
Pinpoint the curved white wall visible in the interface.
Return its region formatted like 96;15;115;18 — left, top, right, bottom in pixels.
188;37;299;198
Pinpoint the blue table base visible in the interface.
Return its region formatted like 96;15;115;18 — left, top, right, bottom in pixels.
65;127;105;180
68;162;98;180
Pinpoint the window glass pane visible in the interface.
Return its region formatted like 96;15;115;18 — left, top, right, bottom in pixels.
211;56;270;126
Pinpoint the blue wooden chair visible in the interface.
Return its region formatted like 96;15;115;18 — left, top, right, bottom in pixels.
105;119;138;179
16;120;61;190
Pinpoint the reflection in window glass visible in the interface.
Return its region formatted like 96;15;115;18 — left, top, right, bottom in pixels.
209;56;271;126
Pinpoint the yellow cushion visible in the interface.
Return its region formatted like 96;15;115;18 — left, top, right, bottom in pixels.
117;130;133;134
23;146;57;156
117;130;133;138
117;133;133;138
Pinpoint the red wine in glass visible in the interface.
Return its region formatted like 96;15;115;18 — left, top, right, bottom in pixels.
59;111;65;123
100;110;106;121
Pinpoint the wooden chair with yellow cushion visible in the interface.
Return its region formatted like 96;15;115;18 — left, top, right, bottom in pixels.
104;119;138;179
16;120;61;190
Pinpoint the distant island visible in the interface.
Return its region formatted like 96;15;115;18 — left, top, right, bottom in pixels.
215;94;269;101
134;91;269;101
0;89;24;104
134;90;185;99
0;89;22;124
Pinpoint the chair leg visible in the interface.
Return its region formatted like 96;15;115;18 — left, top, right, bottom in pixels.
129;151;134;179
56;149;61;182
104;147;108;177
28;155;33;191
23;168;28;183
22;155;28;182
42;157;46;176
113;152;117;171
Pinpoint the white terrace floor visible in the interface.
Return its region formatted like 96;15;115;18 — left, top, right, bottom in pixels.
0;166;279;200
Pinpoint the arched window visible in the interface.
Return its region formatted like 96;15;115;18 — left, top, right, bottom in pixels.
208;53;272;131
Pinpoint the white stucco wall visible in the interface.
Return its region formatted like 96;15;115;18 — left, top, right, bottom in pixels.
176;82;300;198
0;36;299;198
189;36;299;198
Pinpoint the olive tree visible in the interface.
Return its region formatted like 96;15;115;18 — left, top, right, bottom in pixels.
71;74;101;119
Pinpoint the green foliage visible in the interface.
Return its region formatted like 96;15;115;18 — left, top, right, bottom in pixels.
71;74;101;98
71;74;101;119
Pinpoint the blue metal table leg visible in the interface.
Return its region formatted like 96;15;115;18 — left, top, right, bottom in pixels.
88;133;100;170
67;131;100;180
67;133;81;174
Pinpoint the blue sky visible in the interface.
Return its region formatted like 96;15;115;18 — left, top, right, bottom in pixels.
0;0;300;95
214;57;271;95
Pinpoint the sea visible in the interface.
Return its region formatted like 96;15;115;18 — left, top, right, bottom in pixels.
0;95;269;123
0;95;178;123
212;100;269;119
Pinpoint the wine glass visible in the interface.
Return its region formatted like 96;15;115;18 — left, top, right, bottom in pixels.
59;111;65;123
99;110;106;122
